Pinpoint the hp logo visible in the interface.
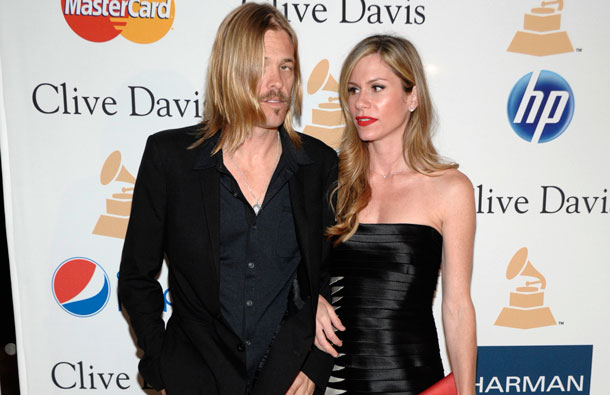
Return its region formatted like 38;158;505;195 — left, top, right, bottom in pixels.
507;70;574;143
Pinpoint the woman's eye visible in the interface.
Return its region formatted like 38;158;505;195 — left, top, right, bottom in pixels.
373;85;385;92
347;86;359;94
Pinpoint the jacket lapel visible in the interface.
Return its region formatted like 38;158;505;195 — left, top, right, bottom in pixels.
289;169;313;296
198;167;221;282
193;135;222;285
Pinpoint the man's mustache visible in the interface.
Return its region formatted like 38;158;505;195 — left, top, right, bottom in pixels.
258;90;290;102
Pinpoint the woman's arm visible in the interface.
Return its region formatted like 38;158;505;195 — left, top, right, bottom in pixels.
439;171;477;395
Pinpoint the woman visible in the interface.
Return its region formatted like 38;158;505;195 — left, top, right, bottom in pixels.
315;35;477;394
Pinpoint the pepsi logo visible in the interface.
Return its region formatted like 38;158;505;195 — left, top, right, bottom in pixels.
52;257;111;317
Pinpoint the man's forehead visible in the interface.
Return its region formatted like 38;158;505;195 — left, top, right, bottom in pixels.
263;29;295;59
264;55;295;62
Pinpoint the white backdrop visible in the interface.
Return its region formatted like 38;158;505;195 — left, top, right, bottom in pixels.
1;1;608;394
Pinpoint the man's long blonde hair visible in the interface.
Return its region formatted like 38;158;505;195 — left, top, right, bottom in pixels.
326;35;457;244
192;3;302;153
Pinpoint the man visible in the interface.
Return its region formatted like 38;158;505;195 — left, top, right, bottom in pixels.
118;3;336;394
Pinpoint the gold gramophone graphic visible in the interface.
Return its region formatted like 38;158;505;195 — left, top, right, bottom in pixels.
507;0;573;56
495;247;556;329
302;59;344;150
92;151;135;239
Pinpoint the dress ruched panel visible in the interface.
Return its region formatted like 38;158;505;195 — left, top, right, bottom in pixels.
326;224;444;395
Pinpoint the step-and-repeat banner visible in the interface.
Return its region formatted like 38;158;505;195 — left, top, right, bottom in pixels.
1;1;608;394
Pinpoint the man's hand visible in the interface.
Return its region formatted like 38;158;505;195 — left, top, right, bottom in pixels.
160;390;166;395
286;371;315;395
314;295;345;357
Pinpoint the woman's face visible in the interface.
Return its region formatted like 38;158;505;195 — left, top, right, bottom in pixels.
347;54;417;144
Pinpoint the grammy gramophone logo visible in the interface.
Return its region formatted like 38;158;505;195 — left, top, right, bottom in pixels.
302;59;345;150
92;151;135;239
494;247;557;329
507;0;573;56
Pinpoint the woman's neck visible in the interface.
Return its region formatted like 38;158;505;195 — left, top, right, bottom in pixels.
367;137;410;177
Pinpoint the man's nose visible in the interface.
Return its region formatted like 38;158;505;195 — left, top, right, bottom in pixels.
264;66;283;91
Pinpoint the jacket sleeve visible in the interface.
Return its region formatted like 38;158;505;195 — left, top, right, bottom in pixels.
118;134;167;391
300;152;338;390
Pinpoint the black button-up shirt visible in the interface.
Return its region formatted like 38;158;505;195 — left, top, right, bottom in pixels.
200;130;312;386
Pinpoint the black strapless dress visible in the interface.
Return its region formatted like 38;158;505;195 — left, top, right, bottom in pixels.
326;223;444;395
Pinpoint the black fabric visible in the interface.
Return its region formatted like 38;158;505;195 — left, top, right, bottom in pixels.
217;142;301;384
118;125;338;394
327;223;444;395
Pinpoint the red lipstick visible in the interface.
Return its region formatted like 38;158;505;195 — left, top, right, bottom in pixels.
355;116;378;126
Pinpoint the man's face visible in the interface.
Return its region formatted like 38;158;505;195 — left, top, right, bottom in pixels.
256;29;295;132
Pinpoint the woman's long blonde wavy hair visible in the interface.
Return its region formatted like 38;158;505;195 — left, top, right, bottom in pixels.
191;3;302;153
326;35;457;244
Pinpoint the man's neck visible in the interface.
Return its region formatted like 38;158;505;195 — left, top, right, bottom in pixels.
232;127;280;165
222;126;282;209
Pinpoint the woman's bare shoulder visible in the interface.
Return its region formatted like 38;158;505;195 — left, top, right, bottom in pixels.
428;168;473;198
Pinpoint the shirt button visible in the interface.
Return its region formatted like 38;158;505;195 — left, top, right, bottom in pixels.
246;300;253;307
248;262;255;269
251;224;257;230
245;340;251;346
237;343;245;352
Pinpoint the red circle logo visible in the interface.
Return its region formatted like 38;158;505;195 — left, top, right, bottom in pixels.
61;0;175;43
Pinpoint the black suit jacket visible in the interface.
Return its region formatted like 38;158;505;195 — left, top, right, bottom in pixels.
119;125;336;394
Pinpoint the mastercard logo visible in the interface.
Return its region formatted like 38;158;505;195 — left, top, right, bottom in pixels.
61;0;175;43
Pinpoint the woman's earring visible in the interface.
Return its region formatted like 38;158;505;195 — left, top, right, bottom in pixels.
409;107;415;112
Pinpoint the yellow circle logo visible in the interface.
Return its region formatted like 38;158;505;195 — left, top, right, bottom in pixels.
62;0;175;44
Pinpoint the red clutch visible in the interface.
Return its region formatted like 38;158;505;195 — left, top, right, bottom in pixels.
419;373;457;395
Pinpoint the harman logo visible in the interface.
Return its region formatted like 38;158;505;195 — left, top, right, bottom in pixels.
92;151;135;239
507;70;574;144
302;59;344;149
61;0;175;43
507;0;573;56
495;247;556;329
476;346;592;394
52;257;111;317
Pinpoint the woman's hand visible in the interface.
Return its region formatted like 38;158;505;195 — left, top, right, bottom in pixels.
285;371;315;395
314;295;345;357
